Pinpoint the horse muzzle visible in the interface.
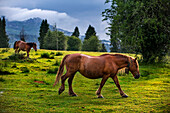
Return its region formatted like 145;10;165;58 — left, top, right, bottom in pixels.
134;74;140;79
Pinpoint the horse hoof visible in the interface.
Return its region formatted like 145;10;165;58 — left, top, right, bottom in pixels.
70;93;77;97
58;90;64;95
122;95;128;98
72;94;77;97
98;95;104;98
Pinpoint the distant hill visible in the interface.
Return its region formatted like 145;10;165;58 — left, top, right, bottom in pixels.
6;18;110;51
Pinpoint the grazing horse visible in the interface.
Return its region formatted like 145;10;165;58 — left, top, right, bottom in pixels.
53;53;140;98
14;40;37;58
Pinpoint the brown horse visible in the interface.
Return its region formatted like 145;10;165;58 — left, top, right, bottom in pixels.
53;53;140;98
14;40;37;58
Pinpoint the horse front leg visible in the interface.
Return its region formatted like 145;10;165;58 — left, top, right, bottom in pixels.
111;75;128;98
96;75;110;98
27;50;30;58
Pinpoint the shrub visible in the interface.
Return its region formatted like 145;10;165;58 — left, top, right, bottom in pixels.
8;53;25;60
50;52;55;55
53;60;60;66
41;53;50;58
0;70;14;75
20;67;30;73
49;55;54;59
0;77;5;82
55;52;63;56
1;49;9;53
12;64;17;68
47;67;58;74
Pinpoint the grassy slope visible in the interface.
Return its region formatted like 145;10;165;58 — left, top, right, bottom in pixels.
0;48;169;113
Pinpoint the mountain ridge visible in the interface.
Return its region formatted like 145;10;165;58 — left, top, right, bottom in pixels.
6;17;110;51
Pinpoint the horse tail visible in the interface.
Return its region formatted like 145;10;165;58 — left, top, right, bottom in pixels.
13;41;17;49
53;54;70;87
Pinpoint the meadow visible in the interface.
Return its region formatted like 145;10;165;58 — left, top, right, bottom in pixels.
0;48;169;113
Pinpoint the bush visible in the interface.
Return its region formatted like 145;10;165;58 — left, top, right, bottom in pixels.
50;52;55;55
55;52;63;56
41;53;50;58
1;49;9;53
8;53;25;60
20;67;30;73
53;60;60;66
47;67;58;74
0;77;5;82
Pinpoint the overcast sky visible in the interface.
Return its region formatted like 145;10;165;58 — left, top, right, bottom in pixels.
0;0;110;40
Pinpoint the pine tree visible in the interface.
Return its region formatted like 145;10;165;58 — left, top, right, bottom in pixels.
0;17;9;48
20;26;26;42
38;19;49;49
100;43;107;52
84;25;96;40
72;26;80;38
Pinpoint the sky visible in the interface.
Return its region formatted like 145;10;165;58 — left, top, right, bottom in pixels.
0;0;110;40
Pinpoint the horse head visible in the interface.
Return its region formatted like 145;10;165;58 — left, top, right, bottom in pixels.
33;43;37;51
126;58;140;79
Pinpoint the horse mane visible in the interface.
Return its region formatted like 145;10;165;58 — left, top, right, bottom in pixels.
100;54;130;59
27;42;35;47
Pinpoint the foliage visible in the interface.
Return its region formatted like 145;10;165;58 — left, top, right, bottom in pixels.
67;36;82;51
53;60;60;66
0;17;9;48
8;53;26;60
72;26;80;38
82;36;101;52
102;0;170;63
41;53;50;58
38;19;49;49
20;26;26;42
84;25;96;40
47;67;58;74
20;67;30;73
55;52;63;56
43;30;67;50
100;43;107;52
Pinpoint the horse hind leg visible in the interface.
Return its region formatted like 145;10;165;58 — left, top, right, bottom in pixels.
58;73;69;95
68;73;77;96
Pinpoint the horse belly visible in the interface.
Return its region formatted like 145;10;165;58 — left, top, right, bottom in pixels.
79;58;105;79
19;43;26;51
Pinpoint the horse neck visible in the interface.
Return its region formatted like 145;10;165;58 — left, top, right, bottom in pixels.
113;56;129;69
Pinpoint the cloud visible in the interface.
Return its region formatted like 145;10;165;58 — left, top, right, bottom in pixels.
0;7;79;31
0;6;110;40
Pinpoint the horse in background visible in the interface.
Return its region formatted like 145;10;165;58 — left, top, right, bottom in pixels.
53;53;140;98
14;40;37;58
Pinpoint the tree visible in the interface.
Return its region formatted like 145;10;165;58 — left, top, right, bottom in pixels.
0;17;9;48
82;36;101;52
38;19;49;49
20;26;26;42
43;30;67;50
67;36;81;51
100;43;107;52
103;0;170;63
84;25;96;40
72;26;80;38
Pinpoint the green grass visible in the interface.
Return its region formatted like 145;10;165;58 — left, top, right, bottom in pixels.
0;48;169;113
